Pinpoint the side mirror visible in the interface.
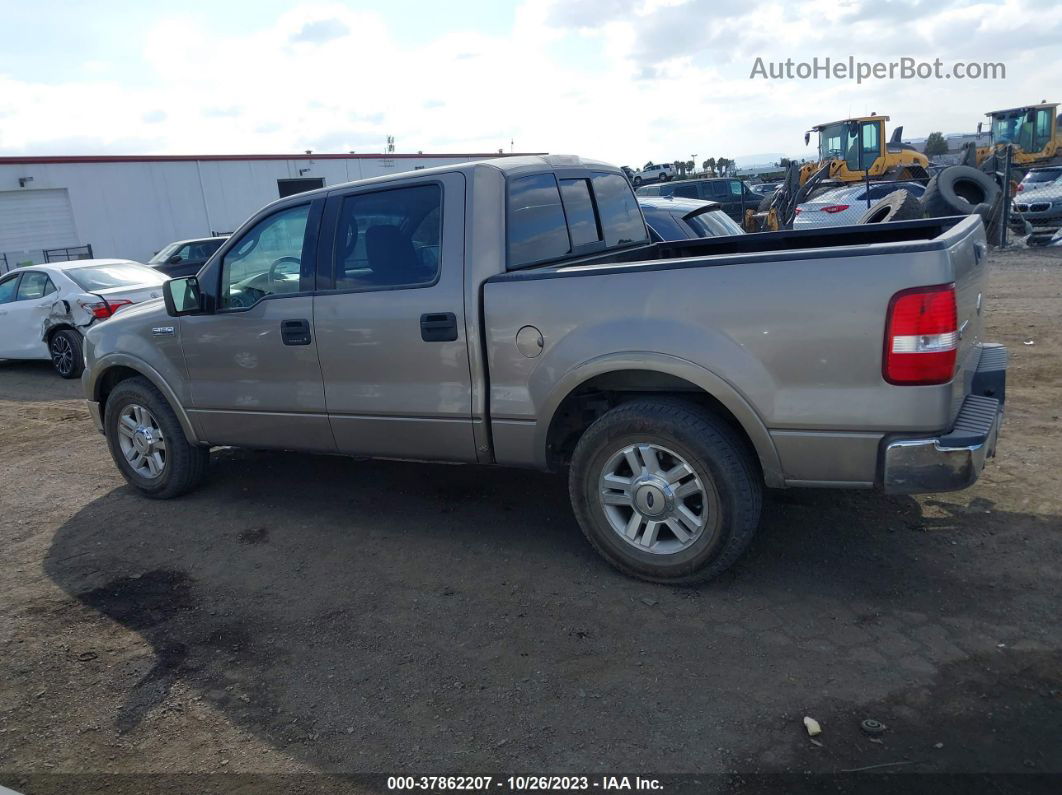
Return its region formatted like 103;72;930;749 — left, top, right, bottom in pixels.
804;132;811;146
167;254;183;264
163;276;203;317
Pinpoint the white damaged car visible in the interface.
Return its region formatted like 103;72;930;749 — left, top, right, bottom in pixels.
0;259;165;378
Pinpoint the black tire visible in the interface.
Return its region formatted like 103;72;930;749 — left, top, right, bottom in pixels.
921;166;1000;217
858;189;924;224
49;329;84;379
569;398;762;584
104;376;209;499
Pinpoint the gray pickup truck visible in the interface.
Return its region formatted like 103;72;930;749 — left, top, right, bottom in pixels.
82;155;1007;583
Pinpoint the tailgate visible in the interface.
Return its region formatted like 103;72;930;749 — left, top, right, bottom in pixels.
949;221;989;395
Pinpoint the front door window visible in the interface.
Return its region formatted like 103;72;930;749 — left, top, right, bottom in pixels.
220;204;310;309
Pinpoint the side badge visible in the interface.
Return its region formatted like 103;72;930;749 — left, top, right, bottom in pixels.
152;326;175;336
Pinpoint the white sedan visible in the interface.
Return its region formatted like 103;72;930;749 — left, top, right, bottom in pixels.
0;259;166;378
794;181;926;229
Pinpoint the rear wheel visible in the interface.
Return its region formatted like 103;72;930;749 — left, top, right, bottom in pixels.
49;329;83;379
569;399;762;584
104;376;209;499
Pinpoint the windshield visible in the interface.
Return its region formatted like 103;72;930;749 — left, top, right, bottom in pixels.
683;208;744;237
67;263;165;291
147;243;181;265
818;123;846;161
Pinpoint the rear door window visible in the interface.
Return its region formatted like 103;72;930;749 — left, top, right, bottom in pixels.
508;174;571;267
591;173;648;247
330;184;442;290
15;271;56;299
672;184;700;199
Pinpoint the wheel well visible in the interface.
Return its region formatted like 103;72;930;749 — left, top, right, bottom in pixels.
44;323;76;344
544;370;759;471
96;365;142;410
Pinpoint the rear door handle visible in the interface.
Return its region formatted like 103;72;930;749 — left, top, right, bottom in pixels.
420;312;458;342
281;318;312;346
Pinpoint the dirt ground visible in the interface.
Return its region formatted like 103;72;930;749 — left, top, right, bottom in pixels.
1;246;1060;793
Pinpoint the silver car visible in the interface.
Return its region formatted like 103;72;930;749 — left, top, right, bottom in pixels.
795;182;926;228
1010;167;1062;242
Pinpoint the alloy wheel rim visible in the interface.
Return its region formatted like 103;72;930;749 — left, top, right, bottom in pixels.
598;442;717;555
116;404;167;479
50;336;73;375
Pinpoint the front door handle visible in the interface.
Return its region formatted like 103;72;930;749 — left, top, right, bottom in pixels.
281;318;312;346
420;312;458;342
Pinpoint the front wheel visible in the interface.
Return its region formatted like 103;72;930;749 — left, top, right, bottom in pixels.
104;376;210;499
569;399;762;584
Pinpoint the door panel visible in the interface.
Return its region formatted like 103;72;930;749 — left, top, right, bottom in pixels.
314;172;476;462
181;200;334;451
0;272;53;359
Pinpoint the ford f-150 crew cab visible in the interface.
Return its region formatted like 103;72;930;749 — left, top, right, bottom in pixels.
82;155;1007;583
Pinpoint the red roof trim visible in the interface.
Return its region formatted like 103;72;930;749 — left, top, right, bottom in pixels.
0;152;545;165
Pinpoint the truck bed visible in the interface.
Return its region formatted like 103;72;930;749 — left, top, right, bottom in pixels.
483;214;989;487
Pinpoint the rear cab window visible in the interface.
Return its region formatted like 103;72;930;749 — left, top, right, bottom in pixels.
507;170;648;269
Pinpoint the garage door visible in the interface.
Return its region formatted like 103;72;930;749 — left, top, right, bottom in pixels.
0;189;80;252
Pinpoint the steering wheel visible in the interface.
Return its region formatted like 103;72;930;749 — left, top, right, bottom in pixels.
268;256;302;288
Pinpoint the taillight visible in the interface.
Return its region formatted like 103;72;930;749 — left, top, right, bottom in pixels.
883;284;958;385
1016;183;1024;192
79;299;133;319
822;204;850;214
794;208;802;215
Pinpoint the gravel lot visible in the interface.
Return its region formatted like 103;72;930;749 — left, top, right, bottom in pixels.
1;246;1060;792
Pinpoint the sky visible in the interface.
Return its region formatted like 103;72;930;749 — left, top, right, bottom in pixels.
0;0;1059;167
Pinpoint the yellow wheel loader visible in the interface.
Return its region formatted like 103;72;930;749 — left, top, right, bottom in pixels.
798;115;931;186
964;102;1061;175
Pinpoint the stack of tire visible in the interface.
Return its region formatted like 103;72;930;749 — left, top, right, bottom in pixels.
857;165;1001;230
920;166;1000;228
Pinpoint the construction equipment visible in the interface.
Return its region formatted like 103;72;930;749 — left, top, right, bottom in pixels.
964;102;1061;174
744;114;930;232
798;115;931;186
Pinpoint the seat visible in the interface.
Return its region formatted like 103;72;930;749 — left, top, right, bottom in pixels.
365;225;426;287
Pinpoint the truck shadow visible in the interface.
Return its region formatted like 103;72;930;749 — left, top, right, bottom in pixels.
43;448;1060;771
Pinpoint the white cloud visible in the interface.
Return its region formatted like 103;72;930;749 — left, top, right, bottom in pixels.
0;0;1058;165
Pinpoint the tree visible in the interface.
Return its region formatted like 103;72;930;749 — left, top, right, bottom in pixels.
705;157;716;175
673;160;685;177
777;157;792;168
685;160;695;174
716;157;730;176
925;131;949;157
702;159;711;174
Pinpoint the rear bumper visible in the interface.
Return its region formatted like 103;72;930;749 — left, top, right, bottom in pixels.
882;344;1007;495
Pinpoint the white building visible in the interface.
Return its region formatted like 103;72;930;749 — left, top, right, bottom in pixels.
0;152;533;271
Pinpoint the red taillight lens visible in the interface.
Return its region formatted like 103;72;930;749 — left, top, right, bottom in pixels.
884;284;958;385
1016;183;1024;192
822;204;850;214
794;208;802;215
79;299;133;319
